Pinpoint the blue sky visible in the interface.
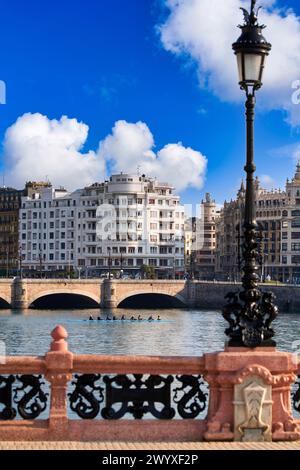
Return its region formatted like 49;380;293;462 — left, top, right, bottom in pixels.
1;0;300;206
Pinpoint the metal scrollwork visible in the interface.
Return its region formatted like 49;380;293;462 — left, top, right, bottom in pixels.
223;288;278;348
0;375;16;420
14;375;48;419
101;374;175;420
69;373;209;420
173;375;208;419
0;374;48;420
69;374;104;419
292;376;300;414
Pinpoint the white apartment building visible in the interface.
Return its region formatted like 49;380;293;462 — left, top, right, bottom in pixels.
19;174;185;278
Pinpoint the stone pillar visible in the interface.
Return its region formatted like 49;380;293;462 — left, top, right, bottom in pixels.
203;347;300;442
11;278;29;309
45;325;73;439
102;279;117;308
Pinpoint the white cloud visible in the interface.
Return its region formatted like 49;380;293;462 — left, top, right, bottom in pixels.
260;174;275;188
3;114;207;192
159;0;300;125
98;120;207;191
4;113;104;189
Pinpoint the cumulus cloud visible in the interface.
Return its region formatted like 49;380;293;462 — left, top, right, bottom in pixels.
98;120;207;191
4;114;207;192
159;0;300;125
4;113;104;189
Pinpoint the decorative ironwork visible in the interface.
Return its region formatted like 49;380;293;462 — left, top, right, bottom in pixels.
69;374;104;419
292;376;300;414
173;375;208;419
239;1;266;29
69;373;208;420
14;375;48;419
102;374;175;420
0;375;16;420
0;375;48;420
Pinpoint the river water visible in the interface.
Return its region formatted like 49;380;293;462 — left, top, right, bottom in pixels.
1;308;300;357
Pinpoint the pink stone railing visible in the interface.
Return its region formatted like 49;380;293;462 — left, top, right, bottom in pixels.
0;325;300;442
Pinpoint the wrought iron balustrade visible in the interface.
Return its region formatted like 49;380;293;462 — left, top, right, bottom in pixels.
0;374;48;420
68;373;208;420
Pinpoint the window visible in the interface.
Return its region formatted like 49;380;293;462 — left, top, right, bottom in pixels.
292;243;300;251
128;247;135;254
292;220;300;228
292;232;300;239
148;259;157;266
282;243;288;251
138;247;143;253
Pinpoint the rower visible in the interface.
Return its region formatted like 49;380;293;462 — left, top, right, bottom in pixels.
113;316;117;321
138;315;143;321
97;316;102;321
106;316;111;321
157;315;161;321
89;315;94;321
121;315;126;320
148;315;154;322
130;316;137;321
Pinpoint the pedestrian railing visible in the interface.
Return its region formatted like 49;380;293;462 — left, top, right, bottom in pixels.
0;325;299;442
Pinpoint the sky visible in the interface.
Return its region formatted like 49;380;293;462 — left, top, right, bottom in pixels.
1;0;300;206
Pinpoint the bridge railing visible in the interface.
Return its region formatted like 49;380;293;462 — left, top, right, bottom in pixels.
0;325;300;442
0;326;208;442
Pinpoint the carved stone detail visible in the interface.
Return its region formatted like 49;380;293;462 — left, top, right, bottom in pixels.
234;375;272;441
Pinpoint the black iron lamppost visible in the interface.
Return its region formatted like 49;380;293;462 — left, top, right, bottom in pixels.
223;0;278;348
107;247;112;279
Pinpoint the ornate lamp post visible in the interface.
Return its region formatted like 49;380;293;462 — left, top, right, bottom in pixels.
223;0;278;348
107;247;112;279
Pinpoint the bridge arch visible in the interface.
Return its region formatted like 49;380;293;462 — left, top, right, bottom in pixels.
0;296;11;308
28;290;100;309
117;291;187;309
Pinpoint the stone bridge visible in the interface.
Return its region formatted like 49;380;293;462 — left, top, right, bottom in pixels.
0;278;299;311
0;279;190;309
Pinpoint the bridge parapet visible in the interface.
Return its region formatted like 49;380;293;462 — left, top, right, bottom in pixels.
0;326;299;442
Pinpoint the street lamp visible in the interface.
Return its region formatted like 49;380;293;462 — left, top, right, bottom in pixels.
19;246;23;279
107;247;111;279
223;0;278;348
38;251;43;279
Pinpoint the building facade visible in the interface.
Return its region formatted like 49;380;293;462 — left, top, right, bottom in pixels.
215;163;300;283
0;187;25;276
19;174;185;278
184;193;217;280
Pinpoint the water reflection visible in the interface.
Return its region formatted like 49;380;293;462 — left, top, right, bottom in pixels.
0;309;300;356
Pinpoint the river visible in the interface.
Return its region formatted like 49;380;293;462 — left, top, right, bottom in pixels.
1;308;300;356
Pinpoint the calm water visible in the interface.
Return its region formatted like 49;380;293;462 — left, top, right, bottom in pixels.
0;308;300;356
